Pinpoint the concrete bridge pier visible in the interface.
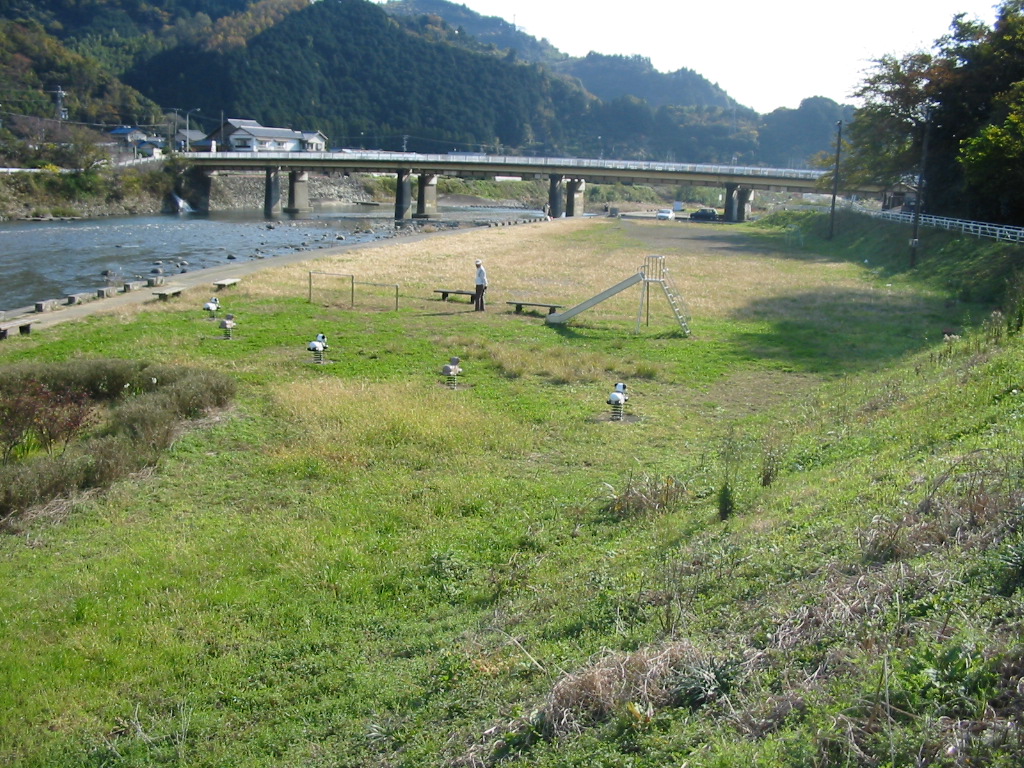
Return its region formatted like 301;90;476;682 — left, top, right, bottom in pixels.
548;174;565;218
736;188;752;222
414;174;438;218
566;179;586;217
189;168;213;213
264;168;281;217
395;169;413;220
284;171;311;214
723;183;739;222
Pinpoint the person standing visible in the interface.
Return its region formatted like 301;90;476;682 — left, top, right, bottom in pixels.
474;259;488;311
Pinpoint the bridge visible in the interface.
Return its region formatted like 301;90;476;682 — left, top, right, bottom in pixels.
184;150;872;221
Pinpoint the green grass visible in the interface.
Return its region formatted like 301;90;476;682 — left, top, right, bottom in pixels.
2;211;1024;767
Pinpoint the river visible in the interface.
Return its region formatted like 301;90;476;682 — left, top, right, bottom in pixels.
0;203;540;314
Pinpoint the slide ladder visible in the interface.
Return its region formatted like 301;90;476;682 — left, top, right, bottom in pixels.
639;255;691;335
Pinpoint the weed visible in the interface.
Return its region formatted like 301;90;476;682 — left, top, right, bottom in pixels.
759;433;784;488
599;472;688;519
716;480;735;521
540;641;711;737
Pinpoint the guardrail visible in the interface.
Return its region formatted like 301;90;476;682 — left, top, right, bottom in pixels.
184;150;827;183
866;208;1024;244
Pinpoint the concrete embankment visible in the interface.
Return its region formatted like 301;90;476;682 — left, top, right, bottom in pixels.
1;221;470;334
206;171;375;210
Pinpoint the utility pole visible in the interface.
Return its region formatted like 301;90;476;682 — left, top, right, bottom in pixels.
49;86;68;121
910;109;931;269
185;107;200;152
828;121;842;240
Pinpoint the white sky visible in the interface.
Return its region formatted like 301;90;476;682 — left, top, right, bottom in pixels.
379;0;1002;113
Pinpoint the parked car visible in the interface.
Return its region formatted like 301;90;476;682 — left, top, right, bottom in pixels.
690;208;719;221
656;208;675;220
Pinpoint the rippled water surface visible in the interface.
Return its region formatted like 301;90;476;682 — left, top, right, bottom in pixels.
0;204;537;313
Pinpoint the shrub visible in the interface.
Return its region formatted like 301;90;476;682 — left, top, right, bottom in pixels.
599;472;688;519
0;358;148;400
165;370;236;417
0;360;236;529
80;435;155;488
33;385;96;456
539;641;716;737
112;392;180;450
0;454;91;523
717;480;735;520
0;385;45;464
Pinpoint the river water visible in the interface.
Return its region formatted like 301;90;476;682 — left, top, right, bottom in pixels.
0;204;539;314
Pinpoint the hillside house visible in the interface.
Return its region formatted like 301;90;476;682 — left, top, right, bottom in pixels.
108;126;149;146
201;119;328;152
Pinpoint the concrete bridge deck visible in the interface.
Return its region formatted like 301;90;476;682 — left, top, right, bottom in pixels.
184;150;880;221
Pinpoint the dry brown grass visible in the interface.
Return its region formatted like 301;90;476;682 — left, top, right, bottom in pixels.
541;641;711;736
245;218;604;303
231;217;870;324
269;377;527;467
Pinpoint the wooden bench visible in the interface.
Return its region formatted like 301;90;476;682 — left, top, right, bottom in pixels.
153;285;185;300
507;301;563;315
0;319;32;340
213;278;241;290
434;289;476;302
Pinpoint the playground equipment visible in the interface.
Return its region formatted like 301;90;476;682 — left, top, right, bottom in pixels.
307;333;329;363
441;356;462;388
607;382;629;421
219;314;236;340
546;255;690;335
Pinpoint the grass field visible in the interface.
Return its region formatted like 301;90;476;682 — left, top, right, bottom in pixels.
2;210;1023;767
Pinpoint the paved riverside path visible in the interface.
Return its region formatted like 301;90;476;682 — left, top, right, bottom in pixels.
11;227;458;335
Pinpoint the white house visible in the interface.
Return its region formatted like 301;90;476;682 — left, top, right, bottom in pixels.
201;119;328;152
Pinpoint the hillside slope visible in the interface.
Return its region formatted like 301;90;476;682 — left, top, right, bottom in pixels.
1;213;1023;766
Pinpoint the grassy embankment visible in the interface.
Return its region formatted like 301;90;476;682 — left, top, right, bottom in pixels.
0;166;176;220
2;210;1024;767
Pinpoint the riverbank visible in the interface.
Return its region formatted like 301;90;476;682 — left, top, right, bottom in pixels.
0;213;479;324
6;213;1022;768
0;162;540;222
0;166;379;221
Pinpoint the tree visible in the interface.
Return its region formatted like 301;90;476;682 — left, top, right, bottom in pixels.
842;51;936;188
959;83;1024;222
841;1;1024;223
931;0;1024;220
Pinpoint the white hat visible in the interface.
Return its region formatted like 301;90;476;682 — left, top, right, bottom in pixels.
475;259;482;265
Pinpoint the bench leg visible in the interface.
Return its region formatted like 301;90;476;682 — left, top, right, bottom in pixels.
515;305;523;313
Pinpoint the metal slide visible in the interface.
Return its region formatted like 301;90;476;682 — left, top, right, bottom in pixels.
545;271;645;324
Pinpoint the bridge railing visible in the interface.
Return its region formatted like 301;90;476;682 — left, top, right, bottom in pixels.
187;150;827;182
864;208;1024;244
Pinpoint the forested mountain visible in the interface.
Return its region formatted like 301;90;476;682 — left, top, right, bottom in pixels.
758;97;856;168
554;53;738;111
0;20;159;126
0;0;850;168
124;0;594;154
381;0;566;64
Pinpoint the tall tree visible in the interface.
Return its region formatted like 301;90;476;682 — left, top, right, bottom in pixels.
843;0;1024;224
842;51;936;188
